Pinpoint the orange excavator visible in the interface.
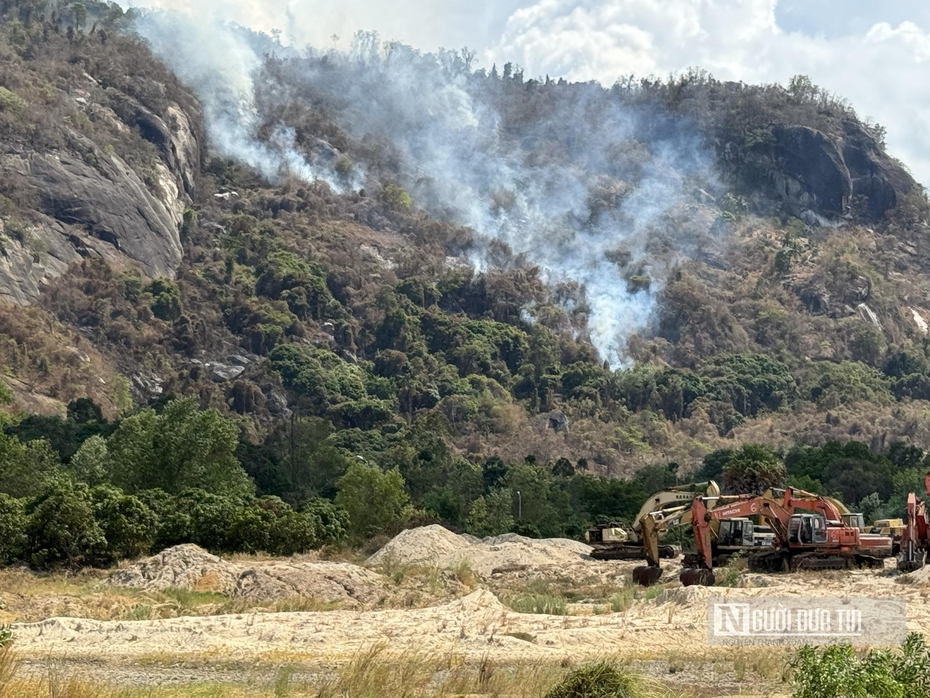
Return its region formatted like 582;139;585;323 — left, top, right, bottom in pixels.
896;474;930;572
679;488;894;586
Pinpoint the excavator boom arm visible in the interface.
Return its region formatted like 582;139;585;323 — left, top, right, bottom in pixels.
630;481;720;533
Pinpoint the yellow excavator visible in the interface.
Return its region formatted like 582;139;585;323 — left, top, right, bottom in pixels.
585;481;722;561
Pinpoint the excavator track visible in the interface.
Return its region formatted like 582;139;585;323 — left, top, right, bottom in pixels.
854;554;887;569
590;544;678;561
789;553;853;571
747;550;790;573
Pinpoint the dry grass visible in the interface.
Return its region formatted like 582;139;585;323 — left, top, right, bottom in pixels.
660;646;792;687
0;567;148;624
0;567;354;625
0;643;705;698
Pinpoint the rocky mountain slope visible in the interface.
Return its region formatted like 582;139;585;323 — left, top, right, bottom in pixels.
0;12;202;305
1;2;930;493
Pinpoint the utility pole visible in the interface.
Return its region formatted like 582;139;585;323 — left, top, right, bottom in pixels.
517;491;522;520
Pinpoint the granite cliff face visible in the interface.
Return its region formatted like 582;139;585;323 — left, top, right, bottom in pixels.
740;121;916;222
0;67;202;304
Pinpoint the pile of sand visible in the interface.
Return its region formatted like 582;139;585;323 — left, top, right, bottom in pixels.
365;525;593;577
24;573;930;666
110;546;387;606
109;545;240;594
232;562;386;604
365;525;471;567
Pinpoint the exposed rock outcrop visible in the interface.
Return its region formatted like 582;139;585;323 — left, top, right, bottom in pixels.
769;121;915;220
0;86;201;304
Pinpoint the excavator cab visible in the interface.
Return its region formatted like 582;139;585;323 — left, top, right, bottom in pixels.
843;513;866;530
787;513;828;545
718;519;754;547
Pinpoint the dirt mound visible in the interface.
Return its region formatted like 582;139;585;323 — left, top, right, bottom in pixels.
451;534;592;577
233;562;387;604
109;544;239;593
365;525;471;567
111;546;390;607
366;525;593;577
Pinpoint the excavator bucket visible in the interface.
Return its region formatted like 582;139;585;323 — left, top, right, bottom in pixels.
632;564;663;587
898;558;924;573
896;543;926;573
680;568;716;587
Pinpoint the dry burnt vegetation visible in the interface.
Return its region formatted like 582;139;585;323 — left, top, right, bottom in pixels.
1;0;930;563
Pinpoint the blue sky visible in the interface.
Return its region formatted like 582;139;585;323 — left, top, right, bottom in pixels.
776;0;930;37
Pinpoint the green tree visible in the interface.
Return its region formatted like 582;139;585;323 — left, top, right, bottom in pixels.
0;434;65;499
0;493;27;562
73;2;87;30
302;498;350;545
335;462;411;541
721;444;786;494
106;399;252;496
266;416;352;501
90;484;156;561
503;463;576;538
26;484;105;568
700;353;796;417
69;435;111;486
466;488;514;537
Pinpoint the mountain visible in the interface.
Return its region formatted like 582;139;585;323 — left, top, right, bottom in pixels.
2;2;930;549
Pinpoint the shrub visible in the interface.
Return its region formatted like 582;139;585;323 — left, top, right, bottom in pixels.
303;498;350;545
544;662;645;698
148;279;182;321
508;593;568;615
268;511;320;555
790;633;930;698
0;87;26;113
379;182;413;210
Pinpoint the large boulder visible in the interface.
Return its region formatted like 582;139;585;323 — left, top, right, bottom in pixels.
840;119;915;220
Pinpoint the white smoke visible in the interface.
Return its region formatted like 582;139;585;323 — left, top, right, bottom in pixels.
124;9;721;367
132;10;347;190
245;40;720;365
118;0;930;186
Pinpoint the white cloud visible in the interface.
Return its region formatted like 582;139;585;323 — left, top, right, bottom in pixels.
488;0;930;185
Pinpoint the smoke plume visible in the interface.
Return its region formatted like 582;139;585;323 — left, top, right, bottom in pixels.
131;13;722;367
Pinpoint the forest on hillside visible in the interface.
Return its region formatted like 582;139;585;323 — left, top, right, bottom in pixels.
1;1;930;565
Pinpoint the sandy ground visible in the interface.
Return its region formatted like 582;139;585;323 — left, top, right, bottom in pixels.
14;562;930;664
9;527;930;695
